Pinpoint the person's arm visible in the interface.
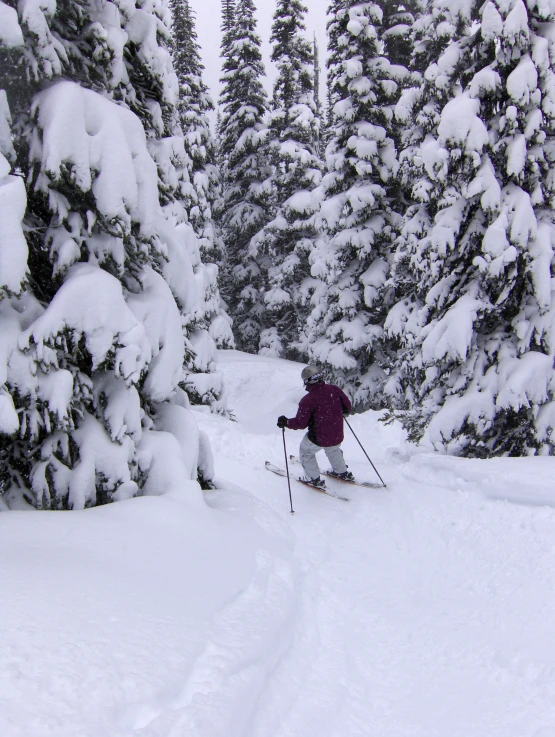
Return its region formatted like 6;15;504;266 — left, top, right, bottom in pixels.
339;387;352;414
286;396;313;430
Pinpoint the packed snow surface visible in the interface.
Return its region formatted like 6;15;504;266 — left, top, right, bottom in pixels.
2;350;555;737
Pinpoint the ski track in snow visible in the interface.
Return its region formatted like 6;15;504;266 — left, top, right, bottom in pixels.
2;349;555;737
193;351;555;737
123;542;299;737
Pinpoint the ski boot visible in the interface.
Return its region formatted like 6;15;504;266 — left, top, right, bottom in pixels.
328;470;355;482
301;476;326;490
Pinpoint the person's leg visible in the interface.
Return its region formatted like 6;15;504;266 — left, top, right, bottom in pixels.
299;434;322;479
324;444;348;474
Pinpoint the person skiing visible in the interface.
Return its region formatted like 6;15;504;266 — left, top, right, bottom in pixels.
277;366;354;489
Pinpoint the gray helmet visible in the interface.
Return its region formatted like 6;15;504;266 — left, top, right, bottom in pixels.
301;365;324;384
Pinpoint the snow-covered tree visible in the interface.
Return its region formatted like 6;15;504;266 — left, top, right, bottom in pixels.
170;0;222;262
168;0;234;364
386;0;555;457
245;0;323;359
216;0;235;169
0;1;217;509
217;0;272;352
221;0;236;55
380;0;422;70
305;0;406;408
0;83;30;504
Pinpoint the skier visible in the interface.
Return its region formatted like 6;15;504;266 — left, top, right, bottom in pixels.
277;366;354;489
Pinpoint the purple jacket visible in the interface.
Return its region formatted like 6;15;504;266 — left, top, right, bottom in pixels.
287;382;352;447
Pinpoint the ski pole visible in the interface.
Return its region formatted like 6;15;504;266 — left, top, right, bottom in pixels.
282;427;295;514
344;417;387;488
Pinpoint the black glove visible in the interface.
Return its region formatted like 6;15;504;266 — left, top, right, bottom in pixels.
277;415;288;429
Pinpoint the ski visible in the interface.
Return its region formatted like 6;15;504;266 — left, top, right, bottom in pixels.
288;455;385;489
265;461;350;502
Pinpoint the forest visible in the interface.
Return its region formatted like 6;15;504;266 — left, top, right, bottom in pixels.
1;0;555;510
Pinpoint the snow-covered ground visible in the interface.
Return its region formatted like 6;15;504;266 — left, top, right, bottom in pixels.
2;350;555;737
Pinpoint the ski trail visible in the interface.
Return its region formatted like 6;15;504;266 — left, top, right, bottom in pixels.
169;549;294;737
123;535;299;737
194;351;555;737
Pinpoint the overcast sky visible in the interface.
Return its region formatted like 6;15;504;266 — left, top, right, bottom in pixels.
192;0;328;118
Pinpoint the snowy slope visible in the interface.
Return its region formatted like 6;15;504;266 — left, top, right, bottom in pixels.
2;350;555;737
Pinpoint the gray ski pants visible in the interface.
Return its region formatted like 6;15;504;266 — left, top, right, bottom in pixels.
299;433;348;480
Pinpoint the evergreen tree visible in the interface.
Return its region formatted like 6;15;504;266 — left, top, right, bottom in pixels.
0;1;217;508
218;0;271;352
248;0;323;358
305;0;406;408
169;0;222;263
384;0;474;409
386;0;555;456
221;0;236;56
376;0;423;159
168;0;234;363
380;0;422;69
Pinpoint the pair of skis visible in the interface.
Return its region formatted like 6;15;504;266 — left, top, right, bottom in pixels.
265;461;351;502
265;456;384;503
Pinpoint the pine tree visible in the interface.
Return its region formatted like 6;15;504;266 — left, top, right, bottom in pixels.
217;0;271;353
0;84;30;503
247;0;323;358
0;1;217;508
305;0;405;408
380;0;421;70
168;0;234;367
384;0;473;410
221;0;236;55
386;0;555;457
169;0;222;263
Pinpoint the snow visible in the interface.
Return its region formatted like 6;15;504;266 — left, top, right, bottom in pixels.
496;351;554;410
0;170;28;295
18;0;67;79
0;395;18;437
0;91;15;163
125;7;178;114
444;0;476;20
30;81;160;235
21;263;151;380
507;183;537;246
422;293;482;363
481;1;504;40
0;1;23;47
286;189;317;214
466;156;501;210
507;132;527;176
1;98;26;298
468;66;502;98
137;428;201;498
345;57;363;78
153;401;201;481
32;411;138;510
482;208;511;257
93;372;142;444
126;267;185;403
503;0;531;45
2;350;555;736
507;54;538;106
529;221;554;310
437;93;489;152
